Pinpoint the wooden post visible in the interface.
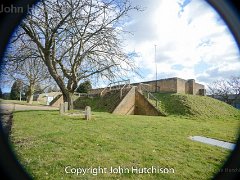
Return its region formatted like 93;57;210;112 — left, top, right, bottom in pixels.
59;103;64;114
84;106;91;120
64;102;68;112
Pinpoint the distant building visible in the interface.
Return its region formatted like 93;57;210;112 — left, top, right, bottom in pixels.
89;77;206;96
132;77;205;95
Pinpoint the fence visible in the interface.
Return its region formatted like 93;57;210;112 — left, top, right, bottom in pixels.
100;79;131;97
138;83;161;108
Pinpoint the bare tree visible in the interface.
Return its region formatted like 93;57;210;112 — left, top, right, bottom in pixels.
229;76;240;98
12;0;139;109
4;40;52;104
208;76;240;105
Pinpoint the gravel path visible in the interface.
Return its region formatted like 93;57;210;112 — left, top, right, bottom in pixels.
0;103;58;113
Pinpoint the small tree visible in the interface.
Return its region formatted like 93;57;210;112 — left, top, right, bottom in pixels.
76;81;92;93
229;76;240;98
4;44;52;103
2;93;10;100
10;79;23;100
208;76;240;105
0;88;2;99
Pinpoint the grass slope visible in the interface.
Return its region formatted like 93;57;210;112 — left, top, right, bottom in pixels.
10;111;239;179
74;92;240;120
74;89;130;112
152;93;240;119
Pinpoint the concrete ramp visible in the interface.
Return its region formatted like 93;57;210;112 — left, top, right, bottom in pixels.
50;94;63;107
112;87;136;115
112;87;165;116
135;90;163;116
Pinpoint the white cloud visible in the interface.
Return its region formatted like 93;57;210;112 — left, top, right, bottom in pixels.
122;0;240;85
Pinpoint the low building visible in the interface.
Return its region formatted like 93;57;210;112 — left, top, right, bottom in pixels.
89;77;206;96
132;77;205;95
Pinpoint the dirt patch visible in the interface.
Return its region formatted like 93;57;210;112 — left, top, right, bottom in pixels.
0;112;13;137
64;112;83;116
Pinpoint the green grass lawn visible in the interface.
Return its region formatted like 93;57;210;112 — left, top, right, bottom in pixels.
10;110;240;179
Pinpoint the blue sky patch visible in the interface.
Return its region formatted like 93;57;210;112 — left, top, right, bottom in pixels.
194;60;209;74
172;64;184;70
178;0;192;16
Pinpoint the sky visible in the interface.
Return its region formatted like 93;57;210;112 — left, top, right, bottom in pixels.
1;0;240;92
121;0;240;87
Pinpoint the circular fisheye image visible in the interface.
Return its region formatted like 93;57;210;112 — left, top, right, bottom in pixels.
0;0;239;179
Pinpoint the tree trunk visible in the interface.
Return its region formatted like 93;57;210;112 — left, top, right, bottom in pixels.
63;91;74;110
44;53;76;110
26;84;34;104
27;94;34;104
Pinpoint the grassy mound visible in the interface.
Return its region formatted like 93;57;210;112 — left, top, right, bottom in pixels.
74;90;239;119
152;93;240;119
73;96;111;112
73;89;130;112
